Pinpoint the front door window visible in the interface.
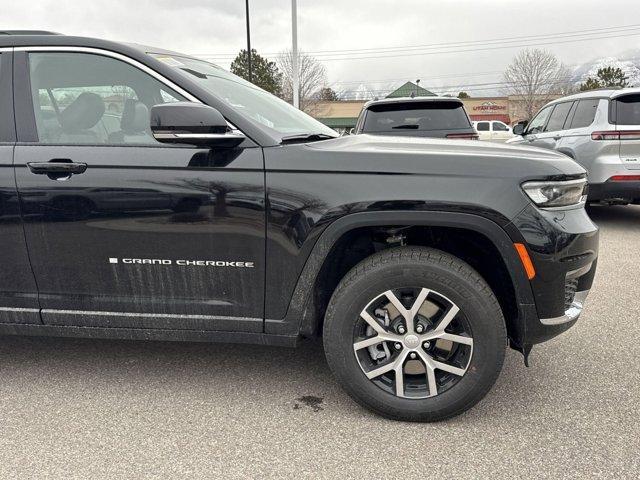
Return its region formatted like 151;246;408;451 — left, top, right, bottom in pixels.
28;52;185;145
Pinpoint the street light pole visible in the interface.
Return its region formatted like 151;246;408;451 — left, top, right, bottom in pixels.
291;0;299;109
246;0;252;83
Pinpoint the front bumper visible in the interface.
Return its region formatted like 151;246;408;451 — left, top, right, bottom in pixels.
507;204;599;345
540;290;589;326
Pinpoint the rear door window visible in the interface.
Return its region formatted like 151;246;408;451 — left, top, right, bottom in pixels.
476;122;490;131
610;94;640;125
545;102;574;132
569;99;599;129
362;101;471;133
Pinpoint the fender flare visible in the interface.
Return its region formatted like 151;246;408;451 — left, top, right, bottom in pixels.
265;210;535;336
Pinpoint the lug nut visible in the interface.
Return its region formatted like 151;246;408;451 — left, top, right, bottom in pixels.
410;352;417;359
394;342;402;351
416;324;424;333
397;325;406;334
423;341;431;349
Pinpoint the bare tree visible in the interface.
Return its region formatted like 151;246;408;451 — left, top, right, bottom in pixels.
277;50;327;111
503;49;573;120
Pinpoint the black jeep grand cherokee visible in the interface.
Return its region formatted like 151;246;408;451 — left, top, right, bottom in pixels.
0;33;598;421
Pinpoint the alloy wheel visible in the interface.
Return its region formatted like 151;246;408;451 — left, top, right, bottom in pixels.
353;287;474;399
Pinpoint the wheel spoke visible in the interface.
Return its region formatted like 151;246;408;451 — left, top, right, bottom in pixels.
360;310;387;336
384;288;431;334
426;364;438;397
353;336;386;351
433;304;460;333
383;290;408;320
433;332;474;346
365;353;404;379
408;288;431;324
394;361;405;398
415;350;438;397
432;359;467;377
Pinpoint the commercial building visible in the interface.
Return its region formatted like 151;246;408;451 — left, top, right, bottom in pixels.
308;82;561;133
307;81;435;133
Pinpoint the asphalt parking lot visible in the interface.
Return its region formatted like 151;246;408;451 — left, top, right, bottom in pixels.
0;206;638;479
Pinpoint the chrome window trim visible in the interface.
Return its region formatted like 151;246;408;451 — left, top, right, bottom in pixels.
153;132;246;140
14;45;201;103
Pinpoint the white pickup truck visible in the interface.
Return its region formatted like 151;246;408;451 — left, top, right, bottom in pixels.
472;120;515;142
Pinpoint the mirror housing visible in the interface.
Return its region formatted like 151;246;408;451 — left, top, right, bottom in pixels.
150;102;245;147
512;121;528;136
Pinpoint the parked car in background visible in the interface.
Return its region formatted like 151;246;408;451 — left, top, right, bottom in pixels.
354;97;478;139
472;120;514;142
508;88;640;204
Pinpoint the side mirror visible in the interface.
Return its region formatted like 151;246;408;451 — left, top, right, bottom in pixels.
513;123;525;136
150;102;245;147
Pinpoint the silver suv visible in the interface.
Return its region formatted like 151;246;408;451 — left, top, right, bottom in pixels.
508;88;640;204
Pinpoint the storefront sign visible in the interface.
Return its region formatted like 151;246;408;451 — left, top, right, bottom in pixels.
472;101;507;112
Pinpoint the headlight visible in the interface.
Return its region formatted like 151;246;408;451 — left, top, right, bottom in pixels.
521;178;587;208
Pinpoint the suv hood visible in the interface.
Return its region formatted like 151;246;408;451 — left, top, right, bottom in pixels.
304;134;585;179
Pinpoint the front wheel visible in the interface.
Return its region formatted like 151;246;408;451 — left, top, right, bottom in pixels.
323;247;506;422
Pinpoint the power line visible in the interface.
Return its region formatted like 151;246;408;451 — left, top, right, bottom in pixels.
329;70;505;86
335;71;616;99
290;25;640;58
329;55;640;90
292;31;640;61
191;23;640;59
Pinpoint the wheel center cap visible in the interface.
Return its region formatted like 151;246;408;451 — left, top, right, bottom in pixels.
404;334;420;349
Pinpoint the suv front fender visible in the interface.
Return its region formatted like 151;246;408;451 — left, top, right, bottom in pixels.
265;210;535;341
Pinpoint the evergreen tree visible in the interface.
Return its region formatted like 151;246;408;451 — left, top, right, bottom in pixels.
316;87;339;101
231;49;283;96
580;66;629;91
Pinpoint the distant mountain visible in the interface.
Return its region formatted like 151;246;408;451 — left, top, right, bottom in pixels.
571;50;640;87
339;83;377;101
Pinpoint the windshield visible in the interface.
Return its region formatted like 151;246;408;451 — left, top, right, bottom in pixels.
150;54;337;138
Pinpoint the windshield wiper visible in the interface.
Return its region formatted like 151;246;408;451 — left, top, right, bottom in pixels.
392;124;420;129
280;133;336;144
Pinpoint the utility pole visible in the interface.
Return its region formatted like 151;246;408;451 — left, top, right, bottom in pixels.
246;0;252;83
291;0;299;108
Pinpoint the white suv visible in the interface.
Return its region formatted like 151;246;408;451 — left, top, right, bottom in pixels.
472;120;514;142
508;88;640;204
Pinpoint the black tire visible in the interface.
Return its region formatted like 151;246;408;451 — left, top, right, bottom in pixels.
323;246;506;422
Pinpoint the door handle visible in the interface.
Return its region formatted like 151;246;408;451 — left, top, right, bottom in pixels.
27;160;87;176
553;135;562;141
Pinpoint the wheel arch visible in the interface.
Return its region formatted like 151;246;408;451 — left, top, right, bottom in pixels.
265;210;535;346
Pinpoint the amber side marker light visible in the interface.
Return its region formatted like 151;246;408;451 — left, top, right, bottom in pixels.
514;243;536;280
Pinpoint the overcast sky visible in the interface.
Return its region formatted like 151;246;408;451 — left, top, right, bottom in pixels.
3;0;640;97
